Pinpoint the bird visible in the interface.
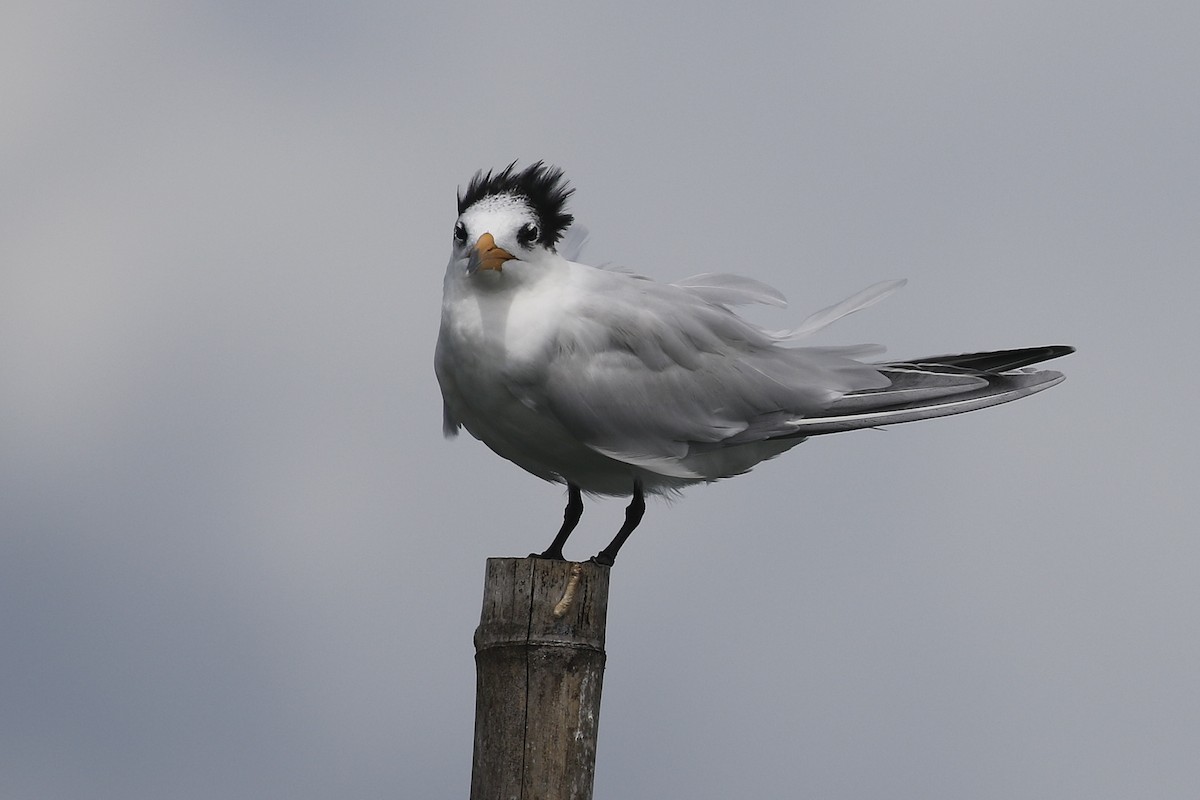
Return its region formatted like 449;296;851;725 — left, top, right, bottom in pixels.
435;161;1073;566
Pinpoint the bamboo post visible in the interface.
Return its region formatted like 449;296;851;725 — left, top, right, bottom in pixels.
471;557;611;800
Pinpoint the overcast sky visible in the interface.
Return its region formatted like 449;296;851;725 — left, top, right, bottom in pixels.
2;3;1197;798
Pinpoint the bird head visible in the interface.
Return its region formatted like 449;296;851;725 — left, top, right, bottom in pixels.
451;161;574;275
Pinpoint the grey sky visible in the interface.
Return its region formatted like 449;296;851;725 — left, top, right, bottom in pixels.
2;3;1196;798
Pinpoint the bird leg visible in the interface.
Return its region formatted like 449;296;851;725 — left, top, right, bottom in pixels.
592;480;645;567
532;483;583;561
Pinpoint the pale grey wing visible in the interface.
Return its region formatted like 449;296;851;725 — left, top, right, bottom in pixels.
556;224;590;263
671;273;788;308
433;330;462;438
777;279;907;338
772;346;1075;437
507;274;892;476
441;400;461;438
672;276;908;341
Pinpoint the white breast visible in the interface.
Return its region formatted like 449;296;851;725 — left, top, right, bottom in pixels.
436;261;635;491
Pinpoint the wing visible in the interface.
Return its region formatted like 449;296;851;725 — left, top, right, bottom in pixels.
433;327;462;437
671;272;789;308
506;269;893;473
773;346;1075;436
556;224;590;263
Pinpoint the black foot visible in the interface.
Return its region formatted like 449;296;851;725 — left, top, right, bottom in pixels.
591;480;645;568
531;484;583;563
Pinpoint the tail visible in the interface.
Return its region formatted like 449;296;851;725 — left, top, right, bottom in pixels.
778;345;1075;437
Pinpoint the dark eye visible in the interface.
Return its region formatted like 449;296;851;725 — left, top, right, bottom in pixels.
516;223;539;247
453;222;467;244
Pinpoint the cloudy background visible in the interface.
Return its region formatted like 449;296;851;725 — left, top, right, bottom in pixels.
3;2;1196;798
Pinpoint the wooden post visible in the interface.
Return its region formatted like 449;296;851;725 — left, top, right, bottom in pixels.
471;557;610;800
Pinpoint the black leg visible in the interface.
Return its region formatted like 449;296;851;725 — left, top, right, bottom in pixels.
532;483;583;561
592;480;645;567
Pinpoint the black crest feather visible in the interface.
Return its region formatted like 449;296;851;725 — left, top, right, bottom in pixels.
457;161;575;248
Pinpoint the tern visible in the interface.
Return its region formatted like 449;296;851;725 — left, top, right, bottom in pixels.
435;162;1072;566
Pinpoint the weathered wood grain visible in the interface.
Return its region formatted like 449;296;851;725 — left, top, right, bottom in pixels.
471;557;610;800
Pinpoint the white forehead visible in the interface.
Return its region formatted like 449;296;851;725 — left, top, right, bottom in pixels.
463;193;529;215
459;193;534;229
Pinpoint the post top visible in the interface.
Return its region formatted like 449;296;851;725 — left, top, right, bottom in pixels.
475;557;611;652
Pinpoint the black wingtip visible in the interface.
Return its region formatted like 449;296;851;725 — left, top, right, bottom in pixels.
906;345;1076;373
